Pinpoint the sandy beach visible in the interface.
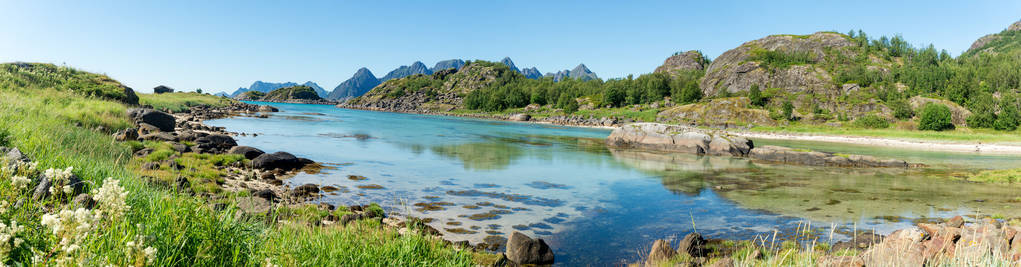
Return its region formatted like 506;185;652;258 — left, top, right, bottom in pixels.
734;130;1021;155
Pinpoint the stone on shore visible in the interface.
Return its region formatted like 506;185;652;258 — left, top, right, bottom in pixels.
194;134;237;154
228;146;265;159
510;114;531;121
677;232;708;257
606;123;753;157
252;152;308;170
138;110;176;132
505;231;555;265
646;239;676;264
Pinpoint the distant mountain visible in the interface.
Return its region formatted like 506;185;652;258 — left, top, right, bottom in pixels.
521;67;543;79
213;92;229;97
431;59;466;72
500;57;521;73
380;61;432;81
327;68;381;100
229;81;327;98
544;64;599;81
302;81;330;98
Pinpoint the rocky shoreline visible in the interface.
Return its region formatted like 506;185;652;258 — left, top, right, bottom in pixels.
117;101;555;266
336;103;623;128
607;123;916;168
638;215;1021;266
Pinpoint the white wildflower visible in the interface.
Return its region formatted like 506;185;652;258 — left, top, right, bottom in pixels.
45;166;74;195
93;178;130;219
0;219;26;262
0;200;7;214
40;208;101;263
11;175;30;190
264;258;279;267
125;235;157;266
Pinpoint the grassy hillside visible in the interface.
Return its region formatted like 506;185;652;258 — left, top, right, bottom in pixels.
138;92;234;112
0;62;483;266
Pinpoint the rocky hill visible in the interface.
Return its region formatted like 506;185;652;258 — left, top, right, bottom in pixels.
654;50;708;75
380;61;432;82
238;85;336;104
0;62;139;105
965;20;1021;56
236;90;266;101
500;57;521;73
327;68;380;101
342;61;514;112
230;81;328;99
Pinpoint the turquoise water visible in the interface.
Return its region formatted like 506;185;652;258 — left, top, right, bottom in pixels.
206;102;1021;265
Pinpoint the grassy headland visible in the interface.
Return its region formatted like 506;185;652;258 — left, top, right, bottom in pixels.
0;62;486;266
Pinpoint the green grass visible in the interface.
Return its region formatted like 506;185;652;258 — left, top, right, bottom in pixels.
138;92;234;112
0;64;486;266
257;220;482;266
749;123;1021;144
967;168;1021;183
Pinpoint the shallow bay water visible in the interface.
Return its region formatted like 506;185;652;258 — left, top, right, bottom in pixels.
207;102;1021;265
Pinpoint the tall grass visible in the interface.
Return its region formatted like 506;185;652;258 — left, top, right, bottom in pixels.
138;92;233;112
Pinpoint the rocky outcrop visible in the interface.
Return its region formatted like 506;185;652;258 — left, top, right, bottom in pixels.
252;152;312;171
654;50;708;75
749;145;909;168
129;109;176;132
509;114;531;121
606;123;753;157
657;97;776;128
908;96;972;126
967;20;1021;54
607;123;916;168
700;32;856;97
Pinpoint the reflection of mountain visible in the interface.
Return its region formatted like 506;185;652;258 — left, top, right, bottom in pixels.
430;142;524;171
615;149;1021;222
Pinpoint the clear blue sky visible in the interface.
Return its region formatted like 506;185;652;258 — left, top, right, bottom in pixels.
1;1;1019;93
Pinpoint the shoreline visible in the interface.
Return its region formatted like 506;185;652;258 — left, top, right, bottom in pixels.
333;104;1021;155
735;130;1021;155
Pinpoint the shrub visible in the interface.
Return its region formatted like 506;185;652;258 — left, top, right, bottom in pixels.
853;114;890;129
917;103;955;131
888;99;914;120
781;101;795;121
748;85;766;107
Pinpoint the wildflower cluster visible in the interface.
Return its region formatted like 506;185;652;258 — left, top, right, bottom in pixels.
40;208;101;264
0;220;25;262
93;178;129;219
44;167;74;195
125;235;157;266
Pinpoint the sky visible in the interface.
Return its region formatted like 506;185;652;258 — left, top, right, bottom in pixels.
1;1;1019;94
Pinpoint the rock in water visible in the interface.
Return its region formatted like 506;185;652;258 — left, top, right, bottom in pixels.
505;231;554;265
139;110;176;132
605;123;753;156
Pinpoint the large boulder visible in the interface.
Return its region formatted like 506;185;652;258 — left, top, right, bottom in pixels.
252;152;307;170
122;87;140;105
605;123;753;157
194;134;237;154
228;146;265;159
138;110;176;132
509;114;531;121
654;50;708;75
153;85;175;94
505;232;554;265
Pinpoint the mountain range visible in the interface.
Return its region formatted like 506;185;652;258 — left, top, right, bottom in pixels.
230;57;599;101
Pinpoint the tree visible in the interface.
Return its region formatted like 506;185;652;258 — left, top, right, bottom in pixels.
888;99;914;120
196;88;203;94
748;84;766;107
918;103;954;131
